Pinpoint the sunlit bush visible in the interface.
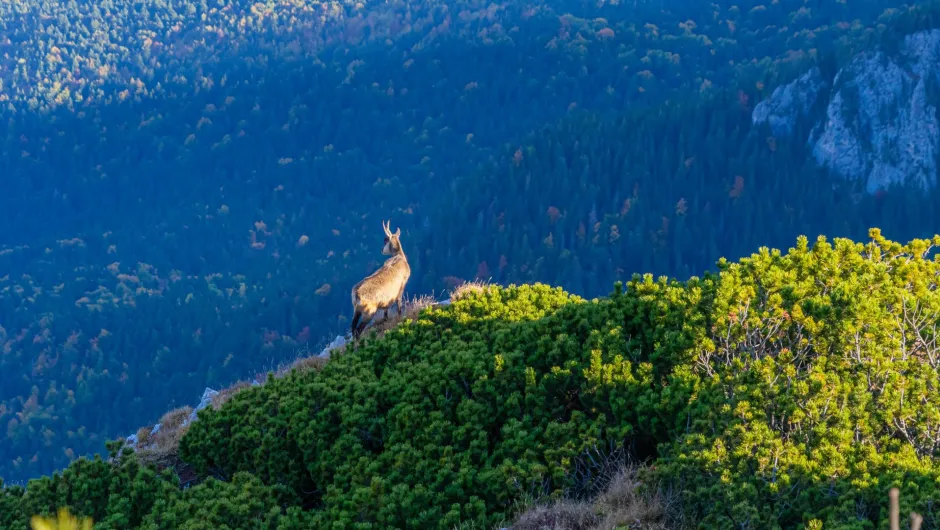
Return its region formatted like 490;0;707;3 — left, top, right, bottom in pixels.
30;508;92;530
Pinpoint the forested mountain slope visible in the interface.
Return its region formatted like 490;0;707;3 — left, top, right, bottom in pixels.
3;0;940;485
3;231;940;529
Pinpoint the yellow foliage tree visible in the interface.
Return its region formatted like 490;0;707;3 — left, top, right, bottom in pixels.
31;508;93;530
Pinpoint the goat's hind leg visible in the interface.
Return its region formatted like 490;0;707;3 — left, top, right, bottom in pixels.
396;285;406;316
355;306;377;339
351;309;362;339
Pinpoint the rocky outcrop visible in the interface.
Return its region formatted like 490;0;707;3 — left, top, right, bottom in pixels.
752;67;827;137
753;29;940;193
812;40;940;193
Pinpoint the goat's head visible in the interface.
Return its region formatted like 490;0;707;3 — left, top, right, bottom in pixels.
381;220;402;255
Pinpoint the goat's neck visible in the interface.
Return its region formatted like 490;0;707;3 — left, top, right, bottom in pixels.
387;248;407;262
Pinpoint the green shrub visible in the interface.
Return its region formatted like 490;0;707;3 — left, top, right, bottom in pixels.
177;276;728;528
655;230;940;529
181;231;940;529
0;444;178;530
137;472;314;530
180;283;605;528
0;445;314;530
7;231;940;529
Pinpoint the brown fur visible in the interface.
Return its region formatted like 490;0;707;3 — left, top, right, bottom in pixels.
351;220;411;339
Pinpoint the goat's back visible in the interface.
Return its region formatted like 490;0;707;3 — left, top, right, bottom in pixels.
352;255;410;307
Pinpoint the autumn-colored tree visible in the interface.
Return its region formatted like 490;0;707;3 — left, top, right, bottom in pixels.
729;175;745;198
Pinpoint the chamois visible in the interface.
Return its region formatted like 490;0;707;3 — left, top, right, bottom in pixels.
350;220;411;340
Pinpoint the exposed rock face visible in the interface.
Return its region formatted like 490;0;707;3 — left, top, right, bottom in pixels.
319;334;347;357
812;38;940;193
752;67;827;137
754;29;940;193
186;388;219;425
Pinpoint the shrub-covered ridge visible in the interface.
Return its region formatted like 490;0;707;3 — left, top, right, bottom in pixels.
5;0;940;485
5;230;940;529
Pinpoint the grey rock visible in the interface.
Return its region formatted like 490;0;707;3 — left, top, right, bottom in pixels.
811;34;940;192
196;387;219;411
753;29;940;193
318;334;347;357
752;67;827;136
329;334;346;349
186;387;219;424
905;29;940;81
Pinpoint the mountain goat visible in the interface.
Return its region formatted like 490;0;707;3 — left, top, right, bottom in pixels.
350;220;411;339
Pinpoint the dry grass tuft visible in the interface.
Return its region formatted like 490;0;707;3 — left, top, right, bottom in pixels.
512;501;600;530
136;425;153;447
136;406;193;468
592;466;677;529
211;380;251;410
409;293;438;313
276;354;330;378
512;462;684;530
159;406;192;432
355;294;440;342
449;279;490;301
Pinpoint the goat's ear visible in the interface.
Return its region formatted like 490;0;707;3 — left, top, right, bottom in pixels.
394;228;401;237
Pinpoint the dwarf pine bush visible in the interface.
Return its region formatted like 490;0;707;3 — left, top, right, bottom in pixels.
5;231;940;529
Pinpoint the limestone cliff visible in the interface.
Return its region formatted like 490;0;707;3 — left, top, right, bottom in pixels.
751;67;827;137
753;29;940;193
